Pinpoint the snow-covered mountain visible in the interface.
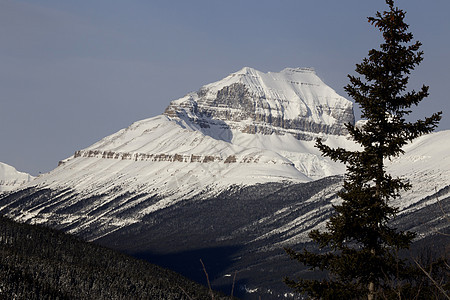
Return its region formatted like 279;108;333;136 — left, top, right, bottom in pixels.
0;67;448;298
0;162;34;192
11;68;358;215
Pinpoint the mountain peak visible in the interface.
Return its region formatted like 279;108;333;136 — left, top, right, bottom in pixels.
0;162;34;192
234;66;257;74
164;67;354;140
234;66;316;76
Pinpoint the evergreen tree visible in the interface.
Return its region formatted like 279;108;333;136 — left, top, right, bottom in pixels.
284;1;442;299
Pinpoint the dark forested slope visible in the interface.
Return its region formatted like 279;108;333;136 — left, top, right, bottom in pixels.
0;215;229;299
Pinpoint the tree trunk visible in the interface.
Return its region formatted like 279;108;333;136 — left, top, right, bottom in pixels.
368;247;376;299
368;281;375;300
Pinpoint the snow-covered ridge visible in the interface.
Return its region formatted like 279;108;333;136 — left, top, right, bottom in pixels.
0;162;34;192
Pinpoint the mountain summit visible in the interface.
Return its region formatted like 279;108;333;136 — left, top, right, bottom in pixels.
164;67;354;140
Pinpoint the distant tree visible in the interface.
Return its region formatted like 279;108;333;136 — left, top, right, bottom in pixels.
284;0;442;299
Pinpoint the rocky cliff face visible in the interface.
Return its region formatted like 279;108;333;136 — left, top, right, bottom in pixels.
164;67;354;140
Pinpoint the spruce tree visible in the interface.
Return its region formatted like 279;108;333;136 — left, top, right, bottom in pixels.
284;1;442;299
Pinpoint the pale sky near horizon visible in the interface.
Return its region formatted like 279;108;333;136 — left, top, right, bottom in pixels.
1;0;449;176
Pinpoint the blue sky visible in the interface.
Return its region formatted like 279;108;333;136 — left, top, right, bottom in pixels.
1;0;449;175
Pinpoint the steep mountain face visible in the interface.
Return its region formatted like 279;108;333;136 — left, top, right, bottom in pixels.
0;162;34;192
0;67;448;299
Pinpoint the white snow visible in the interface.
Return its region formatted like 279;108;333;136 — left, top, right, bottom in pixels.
0;162;34;192
387;130;450;211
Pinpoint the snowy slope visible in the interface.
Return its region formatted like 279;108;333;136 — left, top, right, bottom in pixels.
0;162;34;192
388;131;450;212
238;130;450;248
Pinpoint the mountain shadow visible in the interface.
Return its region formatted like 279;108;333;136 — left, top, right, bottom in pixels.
135;245;247;297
